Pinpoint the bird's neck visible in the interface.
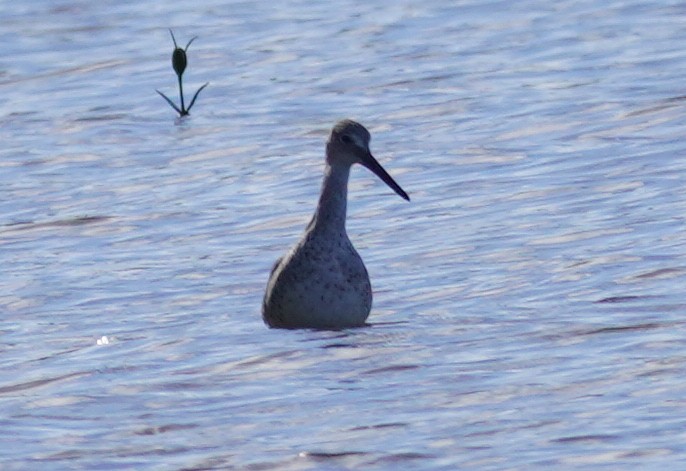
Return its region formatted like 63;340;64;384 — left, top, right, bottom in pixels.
309;161;350;236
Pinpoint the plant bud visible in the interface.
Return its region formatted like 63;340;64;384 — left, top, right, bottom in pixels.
172;47;187;76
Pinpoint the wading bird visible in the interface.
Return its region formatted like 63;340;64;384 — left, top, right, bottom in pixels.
263;119;409;329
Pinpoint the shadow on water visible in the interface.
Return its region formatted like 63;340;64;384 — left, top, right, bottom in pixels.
1;215;111;233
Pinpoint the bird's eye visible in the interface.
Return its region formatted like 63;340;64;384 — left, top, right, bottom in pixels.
340;134;353;144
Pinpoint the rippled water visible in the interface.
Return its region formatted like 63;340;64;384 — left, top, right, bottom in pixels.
2;0;686;469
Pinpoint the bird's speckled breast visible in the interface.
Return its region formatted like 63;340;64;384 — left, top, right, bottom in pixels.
262;230;372;329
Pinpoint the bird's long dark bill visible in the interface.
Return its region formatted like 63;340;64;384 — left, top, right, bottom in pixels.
362;152;410;201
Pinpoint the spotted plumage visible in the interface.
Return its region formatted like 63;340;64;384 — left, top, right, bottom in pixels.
262;119;409;329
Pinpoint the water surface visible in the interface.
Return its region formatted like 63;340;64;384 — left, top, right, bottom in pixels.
1;0;686;469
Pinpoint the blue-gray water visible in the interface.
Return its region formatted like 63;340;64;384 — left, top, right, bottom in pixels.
2;1;685;469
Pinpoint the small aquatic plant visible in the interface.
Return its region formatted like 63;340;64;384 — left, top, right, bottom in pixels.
156;29;209;117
